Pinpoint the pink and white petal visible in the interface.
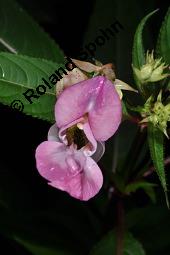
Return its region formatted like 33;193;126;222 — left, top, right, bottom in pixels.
49;156;103;201
35;141;69;182
48;124;60;142
55;76;122;141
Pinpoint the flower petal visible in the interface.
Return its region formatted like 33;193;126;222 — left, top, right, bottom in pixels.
92;141;105;162
56;68;88;97
55;76;122;141
71;58;102;73
115;79;138;93
35;141;70;182
81;157;103;200
49;156;103;201
35;141;103;201
58;118;104;161
59;117;97;156
81;120;97;156
48;124;60;142
88;77;122;141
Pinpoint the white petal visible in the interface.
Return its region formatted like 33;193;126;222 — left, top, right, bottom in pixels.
48;124;60;142
92;142;105;162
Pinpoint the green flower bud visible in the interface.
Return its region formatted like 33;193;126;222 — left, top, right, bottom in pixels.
133;50;169;84
165;104;170;121
140;64;153;80
141;91;170;137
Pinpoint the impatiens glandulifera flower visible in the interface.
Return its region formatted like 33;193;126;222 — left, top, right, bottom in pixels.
36;76;122;201
133;50;169;84
55;76;122;141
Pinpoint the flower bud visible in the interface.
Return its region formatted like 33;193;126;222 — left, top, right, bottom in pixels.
141;91;170;137
133;51;169;84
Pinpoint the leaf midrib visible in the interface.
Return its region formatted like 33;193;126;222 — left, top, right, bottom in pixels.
0;78;56;97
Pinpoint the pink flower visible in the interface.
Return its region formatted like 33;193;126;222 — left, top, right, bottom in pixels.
55;76;121;141
35;76;122;200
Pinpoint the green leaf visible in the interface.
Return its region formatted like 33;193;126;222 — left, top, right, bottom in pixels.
148;123;169;206
0;52;65;122
125;181;156;193
156;7;170;64
144;185;156;203
15;238;74;255
132;9;158;68
125;181;157;203
90;231;145;255
132;10;158;92
0;0;64;62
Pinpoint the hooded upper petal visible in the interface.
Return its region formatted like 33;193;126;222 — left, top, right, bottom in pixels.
35;141;103;201
55;76;122;141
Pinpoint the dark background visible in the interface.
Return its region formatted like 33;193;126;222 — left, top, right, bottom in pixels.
0;0;170;254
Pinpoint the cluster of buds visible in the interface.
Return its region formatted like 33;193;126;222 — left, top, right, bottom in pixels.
141;91;170;137
133;51;169;84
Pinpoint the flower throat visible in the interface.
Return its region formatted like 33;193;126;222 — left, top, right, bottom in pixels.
66;125;88;150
